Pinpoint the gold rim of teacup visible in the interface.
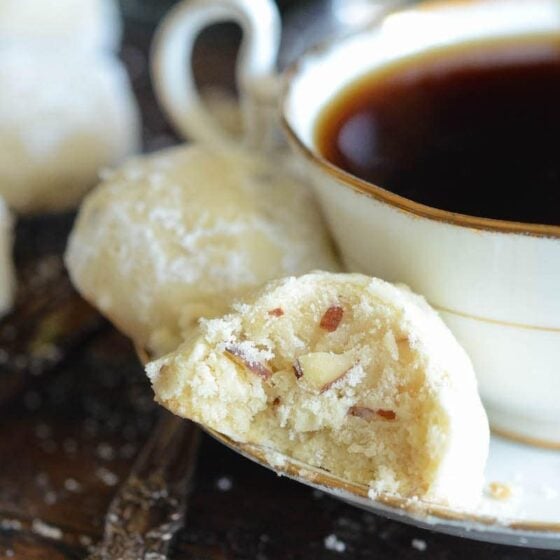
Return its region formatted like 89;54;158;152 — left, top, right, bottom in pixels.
491;426;560;451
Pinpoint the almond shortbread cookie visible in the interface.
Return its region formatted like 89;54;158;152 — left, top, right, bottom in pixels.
147;272;489;508
66;146;338;355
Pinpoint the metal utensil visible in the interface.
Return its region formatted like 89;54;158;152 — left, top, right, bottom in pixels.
86;412;199;560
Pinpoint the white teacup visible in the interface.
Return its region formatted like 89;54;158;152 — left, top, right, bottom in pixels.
151;0;560;446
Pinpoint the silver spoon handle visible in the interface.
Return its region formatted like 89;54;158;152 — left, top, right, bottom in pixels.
87;412;199;560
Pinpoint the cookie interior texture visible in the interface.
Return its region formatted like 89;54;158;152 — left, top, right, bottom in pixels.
147;272;489;508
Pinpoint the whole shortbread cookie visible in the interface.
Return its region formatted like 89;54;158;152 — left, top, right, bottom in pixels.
0;196;15;317
147;272;489;508
65;146;339;355
0;45;140;213
0;0;121;51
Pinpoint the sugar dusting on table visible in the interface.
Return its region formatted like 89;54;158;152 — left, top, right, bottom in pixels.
324;533;346;553
411;538;427;551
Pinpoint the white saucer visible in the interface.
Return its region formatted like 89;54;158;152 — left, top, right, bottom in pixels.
207;429;560;550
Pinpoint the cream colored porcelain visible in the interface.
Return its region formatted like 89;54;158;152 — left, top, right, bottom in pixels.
151;0;560;445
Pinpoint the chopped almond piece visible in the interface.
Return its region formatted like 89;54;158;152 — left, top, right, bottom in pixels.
224;345;272;380
292;361;303;379
296;351;355;392
348;406;377;421
268;307;284;317
320;305;344;332
349;407;396;421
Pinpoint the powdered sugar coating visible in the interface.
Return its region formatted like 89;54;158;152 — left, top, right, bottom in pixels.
66;146;338;355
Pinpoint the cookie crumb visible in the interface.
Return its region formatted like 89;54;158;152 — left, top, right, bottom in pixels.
0;519;22;531
96;467;119;487
64;478;82;493
324;534;346;553
44;491;57;505
32;519;63;540
411;538;427;551
216;476;233;492
96;442;115;461
79;535;93;547
487;481;512;501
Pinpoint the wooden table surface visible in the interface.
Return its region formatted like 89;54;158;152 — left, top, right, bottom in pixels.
1;9;559;560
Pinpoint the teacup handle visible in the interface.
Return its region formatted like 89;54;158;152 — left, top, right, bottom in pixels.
151;0;281;150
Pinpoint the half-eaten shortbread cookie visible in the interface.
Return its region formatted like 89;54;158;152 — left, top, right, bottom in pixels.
146;272;489;509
